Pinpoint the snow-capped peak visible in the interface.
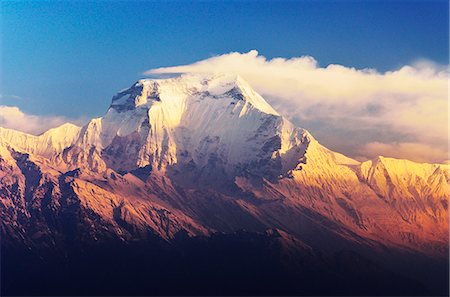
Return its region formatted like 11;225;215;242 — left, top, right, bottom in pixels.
109;73;279;116
0;123;81;157
73;73;307;178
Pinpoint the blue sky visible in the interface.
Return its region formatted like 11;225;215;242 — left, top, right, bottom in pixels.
1;0;448;119
1;1;449;163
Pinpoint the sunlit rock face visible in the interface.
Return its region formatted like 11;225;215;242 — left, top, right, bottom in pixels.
0;73;448;295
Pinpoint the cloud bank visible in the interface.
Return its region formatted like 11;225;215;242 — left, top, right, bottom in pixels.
146;50;448;163
0;105;85;135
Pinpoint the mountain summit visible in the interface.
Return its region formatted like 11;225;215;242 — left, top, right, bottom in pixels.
75;73;310;181
1;73;448;295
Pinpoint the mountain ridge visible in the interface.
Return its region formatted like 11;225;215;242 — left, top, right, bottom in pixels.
0;73;448;295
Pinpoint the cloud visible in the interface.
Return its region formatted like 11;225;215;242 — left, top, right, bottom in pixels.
145;50;448;163
359;142;448;164
0;94;23;100
0;105;86;135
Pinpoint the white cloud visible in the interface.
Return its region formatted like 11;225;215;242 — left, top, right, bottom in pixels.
0;105;86;135
145;50;448;163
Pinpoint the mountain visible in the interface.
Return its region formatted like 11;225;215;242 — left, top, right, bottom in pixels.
0;123;81;157
0;73;448;295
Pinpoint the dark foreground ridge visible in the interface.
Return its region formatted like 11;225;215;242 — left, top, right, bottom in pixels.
2;230;447;296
